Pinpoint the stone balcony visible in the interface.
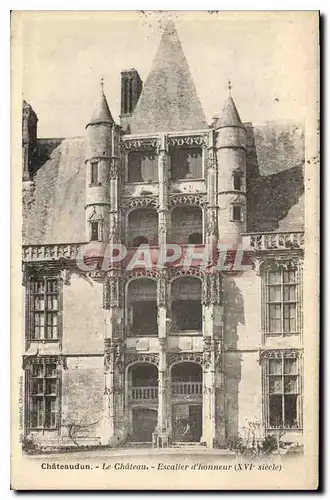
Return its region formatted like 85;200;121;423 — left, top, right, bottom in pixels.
131;386;158;401
131;382;203;401
242;231;304;252
22;242;86;262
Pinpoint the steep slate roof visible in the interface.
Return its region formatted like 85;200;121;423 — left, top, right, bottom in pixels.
23;138;86;244
218;96;244;129
23;122;304;245
88;81;114;126
129;20;208;133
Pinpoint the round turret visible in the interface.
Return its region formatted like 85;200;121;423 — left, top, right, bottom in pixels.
215;83;247;246
85;79;116;242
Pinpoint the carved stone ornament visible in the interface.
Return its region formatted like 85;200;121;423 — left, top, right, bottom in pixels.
22;243;84;263
104;339;124;371
207;148;217;170
168;352;203;368
121;196;158;212
122;138;159;150
249;232;304;252
203;337;213;370
169;193;207;208
206;209;217;236
168;135;207;147
158;221;167;234
125;268;163;281
252;258;265;276
87;268;106;282
157;275;168;307
259;348;303;363
88;207;104;222
254;257;303;276
202;274;222;305
214;338;223;368
22;353;68;370
22;263;36;287
103;275;123;309
125;352;159;367
168;266;205;281
109;157;119;179
158;338;167;350
59;268;72;286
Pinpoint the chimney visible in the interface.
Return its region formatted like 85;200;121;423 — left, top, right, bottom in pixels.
120;69;142;132
22;100;38;181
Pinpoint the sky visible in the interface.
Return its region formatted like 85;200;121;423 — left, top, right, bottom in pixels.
18;11;318;138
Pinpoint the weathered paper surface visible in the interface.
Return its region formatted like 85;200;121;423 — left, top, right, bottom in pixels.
11;10;319;490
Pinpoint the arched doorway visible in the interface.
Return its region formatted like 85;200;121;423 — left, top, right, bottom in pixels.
128;363;158;443
171;362;203;443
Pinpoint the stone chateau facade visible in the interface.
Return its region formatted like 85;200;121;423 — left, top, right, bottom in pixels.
22;21;305;449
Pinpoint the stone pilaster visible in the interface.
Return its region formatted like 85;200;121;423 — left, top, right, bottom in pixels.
109;128;120;242
158;134;169;249
157;338;167;435
201;273;224;448
102;271;124;444
157;273;168;438
206;138;218;248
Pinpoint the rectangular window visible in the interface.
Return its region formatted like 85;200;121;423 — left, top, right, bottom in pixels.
127;151;158;182
27;360;59;430
131;300;158;336
90;161;99;185
170;147;203;180
29;277;60;340
232;205;243;222
265;354;301;429
266;268;298;334
172;300;202;331
233;173;242;191
90;221;99;241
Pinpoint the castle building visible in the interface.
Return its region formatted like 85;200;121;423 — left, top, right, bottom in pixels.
22;21;305;449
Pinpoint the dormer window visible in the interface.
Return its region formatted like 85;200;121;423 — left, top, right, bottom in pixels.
90;161;99;185
233;172;242;191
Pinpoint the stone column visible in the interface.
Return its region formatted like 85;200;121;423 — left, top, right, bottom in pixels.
201;273;224;448
202;333;216;447
109;127;120;243
158;134;169;250
206;137;218;251
102;271;124;445
157;273;168;443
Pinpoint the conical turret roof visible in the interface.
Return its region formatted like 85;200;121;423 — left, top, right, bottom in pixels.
217;94;244;129
130;20;207;134
87;79;114;127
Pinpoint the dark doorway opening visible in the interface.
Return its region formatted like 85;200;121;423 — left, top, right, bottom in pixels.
172;404;202;443
132;408;158;443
